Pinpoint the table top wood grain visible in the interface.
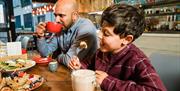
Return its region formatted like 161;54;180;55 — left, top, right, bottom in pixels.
26;51;102;91
26;63;73;91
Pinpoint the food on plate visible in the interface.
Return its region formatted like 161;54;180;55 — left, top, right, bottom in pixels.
0;86;13;91
0;72;43;91
0;59;35;72
0;78;6;90
80;41;87;49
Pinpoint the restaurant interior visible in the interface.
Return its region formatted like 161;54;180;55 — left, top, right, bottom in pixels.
0;0;179;42
0;0;179;91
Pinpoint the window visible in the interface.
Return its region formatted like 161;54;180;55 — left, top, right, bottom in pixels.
13;0;20;8
0;4;5;24
37;15;45;23
23;13;32;28
21;0;31;7
15;15;21;28
0;1;7;28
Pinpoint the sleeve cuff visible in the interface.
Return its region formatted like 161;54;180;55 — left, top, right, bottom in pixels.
101;76;115;91
57;53;69;66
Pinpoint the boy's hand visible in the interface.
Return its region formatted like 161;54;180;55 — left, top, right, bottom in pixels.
68;56;81;70
95;70;108;85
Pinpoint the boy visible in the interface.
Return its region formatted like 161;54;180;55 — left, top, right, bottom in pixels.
68;4;166;91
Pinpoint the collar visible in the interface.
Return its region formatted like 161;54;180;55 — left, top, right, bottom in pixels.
112;43;132;57
68;17;81;33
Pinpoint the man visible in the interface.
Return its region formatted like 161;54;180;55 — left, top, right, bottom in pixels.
35;0;98;66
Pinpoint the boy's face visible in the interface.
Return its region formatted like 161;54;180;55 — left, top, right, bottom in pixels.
99;21;128;54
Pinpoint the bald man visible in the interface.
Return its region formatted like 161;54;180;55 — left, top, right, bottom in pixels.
35;0;98;66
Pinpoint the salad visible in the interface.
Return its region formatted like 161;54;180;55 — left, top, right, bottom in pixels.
0;59;35;72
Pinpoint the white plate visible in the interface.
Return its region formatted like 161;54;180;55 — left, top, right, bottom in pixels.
0;72;44;90
1;60;36;72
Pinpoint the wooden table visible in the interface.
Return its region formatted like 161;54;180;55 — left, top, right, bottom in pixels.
26;64;73;91
26;51;102;91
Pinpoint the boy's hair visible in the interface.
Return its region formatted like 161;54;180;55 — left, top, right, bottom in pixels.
101;4;145;41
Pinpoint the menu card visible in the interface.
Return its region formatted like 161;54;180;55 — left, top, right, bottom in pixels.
7;42;22;56
0;4;5;23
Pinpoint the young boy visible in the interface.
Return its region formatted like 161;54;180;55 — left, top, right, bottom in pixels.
68;4;166;91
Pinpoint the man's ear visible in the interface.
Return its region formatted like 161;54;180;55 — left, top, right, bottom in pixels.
72;11;78;22
123;35;133;45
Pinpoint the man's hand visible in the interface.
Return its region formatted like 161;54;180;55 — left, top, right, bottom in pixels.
35;22;46;38
95;70;108;85
68;56;81;70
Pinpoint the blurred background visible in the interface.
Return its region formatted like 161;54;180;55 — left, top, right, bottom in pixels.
0;0;180;91
0;0;179;58
0;0;179;42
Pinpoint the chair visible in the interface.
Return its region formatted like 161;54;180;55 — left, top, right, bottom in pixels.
150;52;180;91
15;35;23;42
21;36;30;49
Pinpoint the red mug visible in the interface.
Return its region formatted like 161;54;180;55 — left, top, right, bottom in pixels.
21;49;27;54
46;22;63;33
